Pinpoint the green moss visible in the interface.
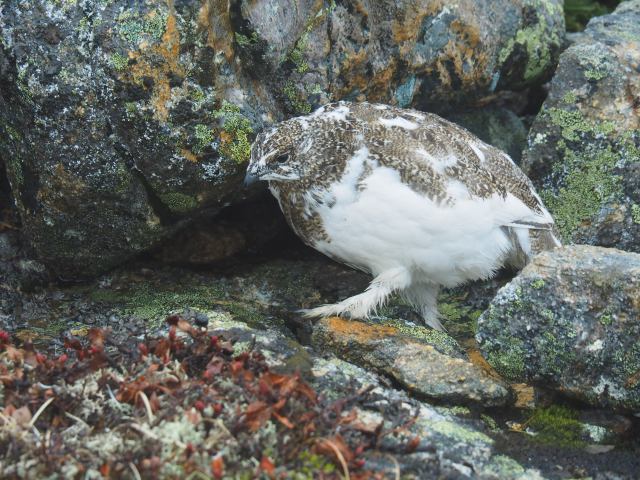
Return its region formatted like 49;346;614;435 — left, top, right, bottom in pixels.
631;204;640;224
437;293;483;339
486;339;526;380
527;405;587;448
481;414;499;432
109;53;129;71
212;101;254;164
158;192;198;213
542;147;624;241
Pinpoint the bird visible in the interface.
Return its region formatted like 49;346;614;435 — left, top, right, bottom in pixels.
246;101;560;330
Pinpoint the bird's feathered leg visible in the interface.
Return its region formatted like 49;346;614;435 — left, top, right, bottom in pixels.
400;282;445;331
302;267;411;320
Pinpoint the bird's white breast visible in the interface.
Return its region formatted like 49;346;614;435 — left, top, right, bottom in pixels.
307;152;530;287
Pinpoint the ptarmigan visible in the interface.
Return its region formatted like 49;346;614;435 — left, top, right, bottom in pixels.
246;101;560;330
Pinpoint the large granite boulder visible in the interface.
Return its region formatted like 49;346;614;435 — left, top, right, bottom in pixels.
0;0;564;277
477;246;640;412
522;0;640;251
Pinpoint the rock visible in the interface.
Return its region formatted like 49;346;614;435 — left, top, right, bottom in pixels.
0;0;565;276
447;107;529;163
477;245;640;411
241;0;565;112
313;317;514;407
522;1;640;251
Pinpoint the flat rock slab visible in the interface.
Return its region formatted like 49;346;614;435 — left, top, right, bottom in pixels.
313;317;514;407
477;245;640;411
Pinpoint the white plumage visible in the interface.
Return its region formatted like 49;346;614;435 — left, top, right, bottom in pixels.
247;101;560;330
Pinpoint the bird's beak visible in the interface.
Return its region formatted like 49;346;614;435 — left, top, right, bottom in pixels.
244;170;260;186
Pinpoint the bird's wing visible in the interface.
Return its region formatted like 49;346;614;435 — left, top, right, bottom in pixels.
404;113;555;231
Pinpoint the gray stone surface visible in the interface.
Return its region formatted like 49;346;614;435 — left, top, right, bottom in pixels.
313;316;514;407
0;0;564;277
447;107;529;162
477;245;640;411
522;0;640;251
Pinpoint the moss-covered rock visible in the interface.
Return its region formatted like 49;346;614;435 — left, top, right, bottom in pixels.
477;245;640;411
522;0;640;251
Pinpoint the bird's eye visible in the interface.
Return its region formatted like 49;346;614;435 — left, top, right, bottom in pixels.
275;154;289;164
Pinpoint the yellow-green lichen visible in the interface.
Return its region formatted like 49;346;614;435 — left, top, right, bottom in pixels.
542;147;624;241
546;107;616;142
599;312;613;326
536;331;576;376
562;90;578;104
483;455;526;477
283;82;312;114
158;192;198;213
117;10;168;45
498;0;563;83
631;204;640;224
193;124;214;154
486;339;526;380
110;53;129;71
383;319;462;357
429;419;493;445
234;32;258;47
212;101;254;164
289;35;310;74
530;279;545;290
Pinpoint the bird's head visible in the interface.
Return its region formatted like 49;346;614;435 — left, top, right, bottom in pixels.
245;119;305;185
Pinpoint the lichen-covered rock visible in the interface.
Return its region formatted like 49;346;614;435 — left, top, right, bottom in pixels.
0;0;564;276
477;245;640;411
522;1;640;251
249;0;565;112
313;317;514;407
0;0;267;277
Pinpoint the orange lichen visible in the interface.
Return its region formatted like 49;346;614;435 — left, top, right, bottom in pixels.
392;2;443;44
116;4;185;123
179;148;199;163
198;0;234;62
324;317;398;343
37;163;87;212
